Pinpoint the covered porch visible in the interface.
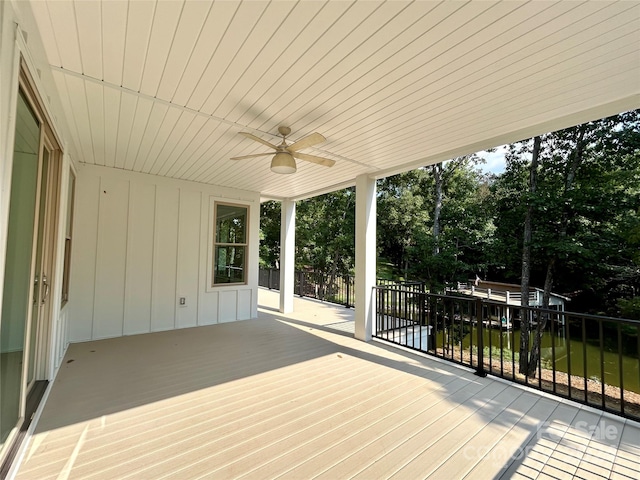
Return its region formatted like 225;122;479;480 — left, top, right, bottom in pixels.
15;290;640;479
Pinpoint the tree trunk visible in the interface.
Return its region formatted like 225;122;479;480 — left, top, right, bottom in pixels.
432;163;443;255
527;257;555;377
526;126;585;377
519;136;541;374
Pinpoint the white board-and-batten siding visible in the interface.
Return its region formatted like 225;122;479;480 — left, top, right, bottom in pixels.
69;164;259;342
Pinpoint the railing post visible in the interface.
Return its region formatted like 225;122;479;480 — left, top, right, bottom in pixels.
475;298;487;377
345;275;351;308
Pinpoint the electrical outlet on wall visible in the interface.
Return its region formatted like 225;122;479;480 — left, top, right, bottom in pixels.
179;297;186;306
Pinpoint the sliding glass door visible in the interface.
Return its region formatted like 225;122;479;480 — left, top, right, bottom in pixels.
0;78;60;457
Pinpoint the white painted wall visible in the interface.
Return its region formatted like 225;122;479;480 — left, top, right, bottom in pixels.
69;164;260;342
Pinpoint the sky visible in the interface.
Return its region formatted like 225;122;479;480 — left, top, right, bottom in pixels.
477;145;508;174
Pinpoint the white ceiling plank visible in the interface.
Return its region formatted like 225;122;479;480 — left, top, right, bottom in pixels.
157;114;208;177
169;1;239;106
131;102;170;172
139;107;183;174
236;1;383;130
154;0;212;100
165;118;222;178
74;0;103;79
139;0;184;97
199;1;301;116
337;23;640;160
183;1;270;111
322;8;638;155
113;93;139;169
63;74;94;163
29;1;62;67
210;1;326;122
23;0;640;200
84;80;105;166
148;111;199;176
123;97;155;171
101;0;128;85
121;0;156;91
45;0;82;72
102;87;121;168
51;70;82;158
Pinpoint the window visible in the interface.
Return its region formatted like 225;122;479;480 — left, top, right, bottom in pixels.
61;170;75;304
213;203;248;285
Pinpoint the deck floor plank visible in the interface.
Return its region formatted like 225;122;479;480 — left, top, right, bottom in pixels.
15;290;640;479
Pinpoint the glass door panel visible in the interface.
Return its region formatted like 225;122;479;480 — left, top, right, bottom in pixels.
0;91;41;449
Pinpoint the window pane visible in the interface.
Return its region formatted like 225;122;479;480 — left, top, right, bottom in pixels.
216;204;246;244
214;246;245;284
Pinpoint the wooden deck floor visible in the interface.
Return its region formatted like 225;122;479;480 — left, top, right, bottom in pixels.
15;290;640;479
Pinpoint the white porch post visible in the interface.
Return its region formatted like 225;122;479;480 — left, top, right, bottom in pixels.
355;174;376;341
279;199;296;313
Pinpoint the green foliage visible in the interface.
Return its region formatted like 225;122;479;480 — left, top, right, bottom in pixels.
618;297;640;320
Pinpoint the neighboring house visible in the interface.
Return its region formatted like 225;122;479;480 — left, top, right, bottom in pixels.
0;0;638;474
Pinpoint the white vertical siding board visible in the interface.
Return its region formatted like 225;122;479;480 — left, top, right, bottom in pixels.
151;185;179;332
102;87;121;168
237;290;251;321
84;80;105;166
199;292;219;326
139;0;184;97
74;0;103;79
68;171;100;342
121;0;156;91
123;96;155;171
155;1;213;100
124;181;156;335
93;176;129;339
219;291;237;323
101;0;128;85
198;193;217;325
170;1;239;106
176;189;201;328
45;0;83;72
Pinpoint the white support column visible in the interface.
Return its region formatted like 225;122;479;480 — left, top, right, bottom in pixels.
355;174;376;341
279;199;295;313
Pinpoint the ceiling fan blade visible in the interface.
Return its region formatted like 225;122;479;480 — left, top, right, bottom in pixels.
292;152;335;167
230;152;273;160
287;132;326;152
238;132;278;150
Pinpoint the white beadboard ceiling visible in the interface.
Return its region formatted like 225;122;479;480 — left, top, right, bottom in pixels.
22;0;640;200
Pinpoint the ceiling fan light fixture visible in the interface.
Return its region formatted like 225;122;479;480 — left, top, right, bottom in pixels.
270;151;297;174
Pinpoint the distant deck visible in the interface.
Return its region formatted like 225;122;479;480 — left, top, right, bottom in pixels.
15;290;639;479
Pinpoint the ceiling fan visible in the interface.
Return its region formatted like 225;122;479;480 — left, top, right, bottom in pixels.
231;126;336;174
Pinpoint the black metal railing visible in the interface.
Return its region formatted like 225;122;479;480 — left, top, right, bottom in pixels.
258;268;424;308
374;285;640;422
